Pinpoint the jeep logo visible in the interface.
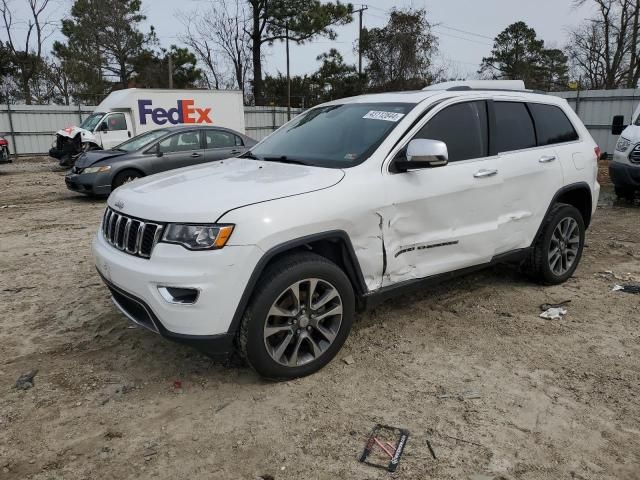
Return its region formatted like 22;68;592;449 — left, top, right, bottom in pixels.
114;200;125;210
138;99;213;126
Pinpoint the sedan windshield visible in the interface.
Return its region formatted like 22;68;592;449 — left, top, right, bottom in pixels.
113;129;169;152
80;113;106;131
250;103;416;168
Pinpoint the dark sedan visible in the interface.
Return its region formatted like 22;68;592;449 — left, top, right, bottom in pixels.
65;126;256;196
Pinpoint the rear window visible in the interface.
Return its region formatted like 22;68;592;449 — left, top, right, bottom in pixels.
494;102;536;153
528;103;579;145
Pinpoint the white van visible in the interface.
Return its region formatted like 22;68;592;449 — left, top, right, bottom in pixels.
611;106;640;199
50;89;245;166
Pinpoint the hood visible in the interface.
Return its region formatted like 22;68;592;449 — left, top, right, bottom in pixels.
56;126;99;145
108;158;345;223
75;149;127;168
621;124;640;143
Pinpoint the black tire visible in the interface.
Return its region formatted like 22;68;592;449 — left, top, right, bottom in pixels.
527;203;585;285
238;252;355;380
112;169;143;189
615;186;635;201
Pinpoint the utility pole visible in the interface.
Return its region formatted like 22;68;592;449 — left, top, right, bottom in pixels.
168;53;174;89
355;5;368;76
286;21;291;120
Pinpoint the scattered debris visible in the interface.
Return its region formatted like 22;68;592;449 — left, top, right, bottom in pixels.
173;380;182;389
359;424;409;472
15;370;38;390
426;439;437;459
469;475;494;480
438;390;481;401
215;401;233;414
342;355;355;365
540;307;568;320
257;475;275;480
540;300;571;311
612;284;640;294
0;204;17;209
2;286;36;294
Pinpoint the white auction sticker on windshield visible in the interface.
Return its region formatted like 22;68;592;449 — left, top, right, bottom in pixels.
363;111;405;122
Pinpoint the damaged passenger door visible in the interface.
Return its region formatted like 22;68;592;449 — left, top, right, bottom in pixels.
381;100;503;286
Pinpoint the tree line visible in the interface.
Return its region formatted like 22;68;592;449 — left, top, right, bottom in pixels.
1;0;639;107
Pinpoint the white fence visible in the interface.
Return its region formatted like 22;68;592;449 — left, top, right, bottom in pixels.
2;90;638;157
0;104;303;156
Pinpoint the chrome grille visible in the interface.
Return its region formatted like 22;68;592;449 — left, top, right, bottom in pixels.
630;145;640;164
102;208;163;258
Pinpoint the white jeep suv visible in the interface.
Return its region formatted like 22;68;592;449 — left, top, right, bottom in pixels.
93;80;600;379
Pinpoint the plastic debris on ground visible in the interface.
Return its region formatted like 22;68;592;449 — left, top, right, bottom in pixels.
612;284;640;294
540;307;568;320
15;370;38;390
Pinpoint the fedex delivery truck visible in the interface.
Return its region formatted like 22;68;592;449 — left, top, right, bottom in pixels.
49;89;245;166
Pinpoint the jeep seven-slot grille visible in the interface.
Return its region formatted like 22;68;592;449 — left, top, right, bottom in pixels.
102;207;163;258
630;145;640;164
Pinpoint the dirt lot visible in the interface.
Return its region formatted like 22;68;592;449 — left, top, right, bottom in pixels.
1;157;639;480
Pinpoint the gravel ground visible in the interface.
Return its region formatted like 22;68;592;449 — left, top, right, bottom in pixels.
0;157;639;480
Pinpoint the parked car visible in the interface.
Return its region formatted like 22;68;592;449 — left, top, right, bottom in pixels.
610;108;640;200
65;126;256;196
49;88;245;166
0;134;10;163
92;80;600;379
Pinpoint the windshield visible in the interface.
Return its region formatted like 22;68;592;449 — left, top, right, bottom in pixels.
113;129;169;152
80;112;106;131
250;103;416;168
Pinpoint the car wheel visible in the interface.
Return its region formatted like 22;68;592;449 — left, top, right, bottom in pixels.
238;252;355;380
527;203;585;285
112;170;143;189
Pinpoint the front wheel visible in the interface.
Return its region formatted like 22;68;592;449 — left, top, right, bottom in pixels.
112;169;143;190
238;252;355;379
527;203;585;285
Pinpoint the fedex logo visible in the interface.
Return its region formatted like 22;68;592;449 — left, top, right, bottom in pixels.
138;100;212;125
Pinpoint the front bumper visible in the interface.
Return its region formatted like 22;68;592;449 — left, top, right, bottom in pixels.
65;172;112;196
92;230;262;340
609;160;640;189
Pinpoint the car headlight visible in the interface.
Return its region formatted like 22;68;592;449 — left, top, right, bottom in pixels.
162;224;234;250
616;137;632;152
83;165;111;174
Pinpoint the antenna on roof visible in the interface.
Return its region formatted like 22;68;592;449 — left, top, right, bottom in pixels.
423;80;527;92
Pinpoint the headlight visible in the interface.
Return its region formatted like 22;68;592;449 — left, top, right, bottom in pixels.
83;165;111;174
616;137;632;152
162;224;234;250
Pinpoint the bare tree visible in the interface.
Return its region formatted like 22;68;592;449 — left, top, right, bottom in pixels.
568;0;638;88
0;0;56;104
180;0;251;96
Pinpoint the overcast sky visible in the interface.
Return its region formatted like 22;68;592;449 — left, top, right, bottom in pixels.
6;0;596;79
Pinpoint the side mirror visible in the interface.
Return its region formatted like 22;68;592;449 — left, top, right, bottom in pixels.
393;139;448;172
612;115;626;135
155;143;163;157
98;122;108;132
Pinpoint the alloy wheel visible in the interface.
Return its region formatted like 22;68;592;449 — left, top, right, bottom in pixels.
263;278;343;367
548;217;580;276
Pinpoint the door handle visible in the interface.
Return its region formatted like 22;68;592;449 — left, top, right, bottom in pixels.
230;149;241;154
539;155;557;163
473;169;498;178
191;152;201;158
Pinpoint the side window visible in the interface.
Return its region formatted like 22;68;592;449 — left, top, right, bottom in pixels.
494;102;536;152
158;131;201;154
106;113;127;131
528;103;579;145
205;130;240;149
415;101;489;162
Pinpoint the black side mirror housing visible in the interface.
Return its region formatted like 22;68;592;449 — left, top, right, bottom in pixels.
98;122;108;132
155;143;163;157
612;115;626;135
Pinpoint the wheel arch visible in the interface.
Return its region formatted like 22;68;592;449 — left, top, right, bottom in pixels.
534;183;593;242
228;231;367;336
111;167;145;189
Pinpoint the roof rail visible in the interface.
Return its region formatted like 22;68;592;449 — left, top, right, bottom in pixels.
423;80;528;92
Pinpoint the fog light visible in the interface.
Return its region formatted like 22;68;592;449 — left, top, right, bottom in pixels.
158;286;199;305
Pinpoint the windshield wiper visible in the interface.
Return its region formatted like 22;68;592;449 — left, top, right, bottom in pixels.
262;156;309;166
240;151;262;160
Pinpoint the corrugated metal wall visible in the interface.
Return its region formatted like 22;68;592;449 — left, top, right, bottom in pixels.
0;105;304;156
551;89;640;155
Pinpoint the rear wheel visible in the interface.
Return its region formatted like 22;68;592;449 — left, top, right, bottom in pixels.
527;203;585;285
238;252;355;379
112;169;143;190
